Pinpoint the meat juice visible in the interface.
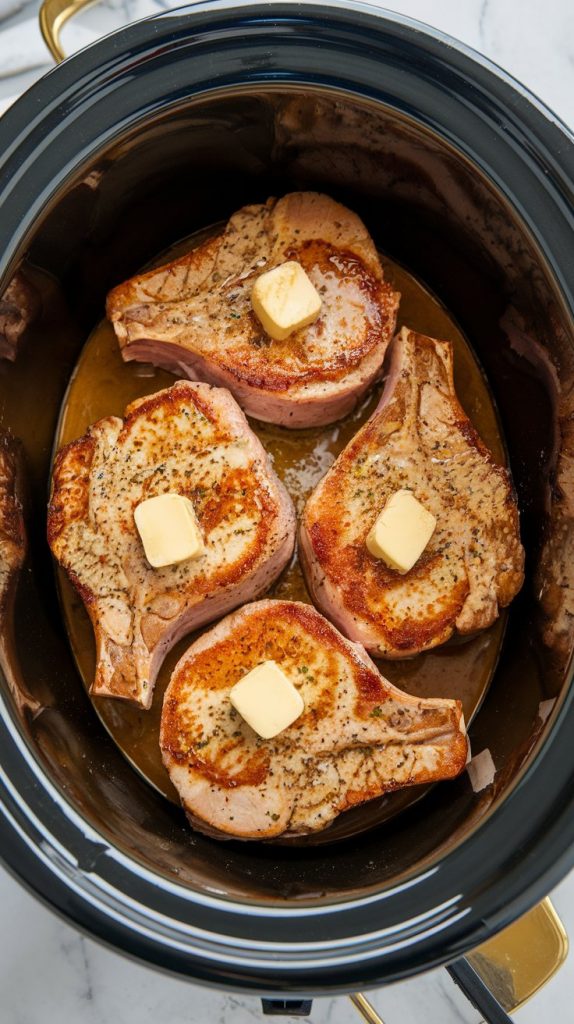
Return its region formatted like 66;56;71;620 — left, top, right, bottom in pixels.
54;236;506;839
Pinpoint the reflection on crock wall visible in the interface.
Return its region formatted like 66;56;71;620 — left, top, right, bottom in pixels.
495;302;574;682
0;434;39;715
0;270;40;361
538;430;574;669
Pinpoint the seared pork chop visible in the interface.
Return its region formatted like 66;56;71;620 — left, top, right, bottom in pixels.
107;192;400;427
48;382;296;709
300;328;525;657
161;600;468;839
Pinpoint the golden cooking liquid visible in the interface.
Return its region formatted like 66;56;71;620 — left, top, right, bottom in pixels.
55;233;506;834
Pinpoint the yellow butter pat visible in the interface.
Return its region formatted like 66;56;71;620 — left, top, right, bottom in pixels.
229;660;305;739
366;489;436;574
134;493;204;568
251;261;322;341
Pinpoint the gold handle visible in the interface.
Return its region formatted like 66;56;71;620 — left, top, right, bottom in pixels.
348;898;567;1022
39;0;99;63
349;993;385;1024
467;897;568;1011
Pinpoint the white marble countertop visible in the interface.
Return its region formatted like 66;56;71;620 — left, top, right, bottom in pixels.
1;1;574;1022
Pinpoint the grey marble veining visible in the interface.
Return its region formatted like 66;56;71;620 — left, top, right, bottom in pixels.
1;1;573;1021
2;865;574;1023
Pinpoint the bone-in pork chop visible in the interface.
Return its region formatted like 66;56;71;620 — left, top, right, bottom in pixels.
47;382;296;709
106;192;400;427
300;328;525;657
161;599;468;839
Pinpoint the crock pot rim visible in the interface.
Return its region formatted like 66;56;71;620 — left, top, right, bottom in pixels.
1;0;573;289
0;0;573;991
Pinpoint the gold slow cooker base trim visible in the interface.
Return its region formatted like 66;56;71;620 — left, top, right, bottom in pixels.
467;897;568;1012
350;898;567;1022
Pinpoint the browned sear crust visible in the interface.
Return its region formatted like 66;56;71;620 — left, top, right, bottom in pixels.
161;600;468;839
48;382;295;709
301;327;525;657
107;193;400;426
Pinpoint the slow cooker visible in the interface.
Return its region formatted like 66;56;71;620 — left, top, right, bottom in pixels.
1;1;574;1017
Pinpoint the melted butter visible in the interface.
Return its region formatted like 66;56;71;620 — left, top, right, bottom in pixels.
54;234;506;833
